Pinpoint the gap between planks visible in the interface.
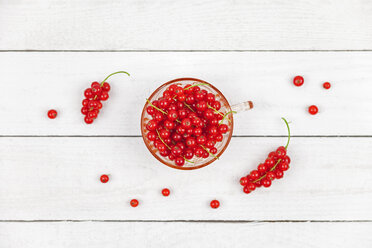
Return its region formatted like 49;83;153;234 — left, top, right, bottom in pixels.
0;220;371;223
1;50;372;53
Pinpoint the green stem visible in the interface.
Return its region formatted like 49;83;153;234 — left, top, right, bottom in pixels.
146;99;167;115
252;117;291;183
156;129;171;150
253;159;282;183
219;110;237;125
184;157;195;163
281;117;291;149
184;102;195;112
184;83;209;90
207;104;224;117
100;71;130;86
200;145;219;160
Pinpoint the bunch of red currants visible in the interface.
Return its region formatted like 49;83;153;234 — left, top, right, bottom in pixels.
145;82;235;166
81;71;129;124
240;118;291;194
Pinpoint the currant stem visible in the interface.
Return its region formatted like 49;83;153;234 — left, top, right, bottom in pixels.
281;117;291;150
156;129;171;150
146;99;167;115
252;117;291;183
207;104;224;117
219;110;237;125
184;102;195;112
200;145;219;160
184;83;209;90
100;71;130;86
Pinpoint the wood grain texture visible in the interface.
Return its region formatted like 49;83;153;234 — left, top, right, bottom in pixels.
0;0;372;50
1;222;372;248
0;137;371;220
1;52;372;136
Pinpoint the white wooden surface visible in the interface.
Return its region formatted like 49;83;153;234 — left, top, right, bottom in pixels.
0;0;372;50
1;0;372;247
1;222;372;248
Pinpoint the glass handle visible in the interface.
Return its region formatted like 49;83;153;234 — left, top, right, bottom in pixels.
231;101;253;113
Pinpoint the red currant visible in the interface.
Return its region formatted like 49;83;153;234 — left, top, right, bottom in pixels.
84;116;94;124
210;200;220;209
100;174;109;183
102;82;111;91
130;199;139;207
293;75;304;86
323;82;331;89
162;188;170;196
262;179;271;187
308;105;318;115
175;157;185;166
240;177;248;186
47;109;57;119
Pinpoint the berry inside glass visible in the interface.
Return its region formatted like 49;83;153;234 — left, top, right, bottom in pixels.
141;78;253;170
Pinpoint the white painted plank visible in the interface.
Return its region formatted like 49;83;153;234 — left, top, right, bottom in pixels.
1;0;372;50
0;52;371;135
0;137;371;220
1;222;371;248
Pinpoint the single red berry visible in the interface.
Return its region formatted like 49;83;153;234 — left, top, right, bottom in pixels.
279;162;289;171
162;188;170;197
175;157;185;166
47;109;57;119
240;177;248;186
84;88;93;99
210;200;220;209
184;149;194;159
130;199;139;207
282;155;291;164
308;105;318;115
258;163;268;173
100;174;109;183
247;182;256;192
84;116;94;124
243;186;251;194
262;179;272;187
102;82;111;91
275;170;284;179
195;147;204;157
276;147;286;158
264;158;275;168
210;147;217;154
82;99;89;107
146;120;158;131
100;91;109;101
147;131;156;141
266;171;276;180
293;75;304;86
218;124;228;134
212;101;221;110
181;118;192;129
96;101;103;109
250;170;260;179
88;110;98;119
323;82;331;89
81;107;88;115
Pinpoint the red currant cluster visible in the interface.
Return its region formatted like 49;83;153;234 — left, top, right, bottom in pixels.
81;71;130;124
145;82;235;167
240;118;291;194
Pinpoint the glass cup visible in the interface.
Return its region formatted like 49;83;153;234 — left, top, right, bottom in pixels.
141;78;253;170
